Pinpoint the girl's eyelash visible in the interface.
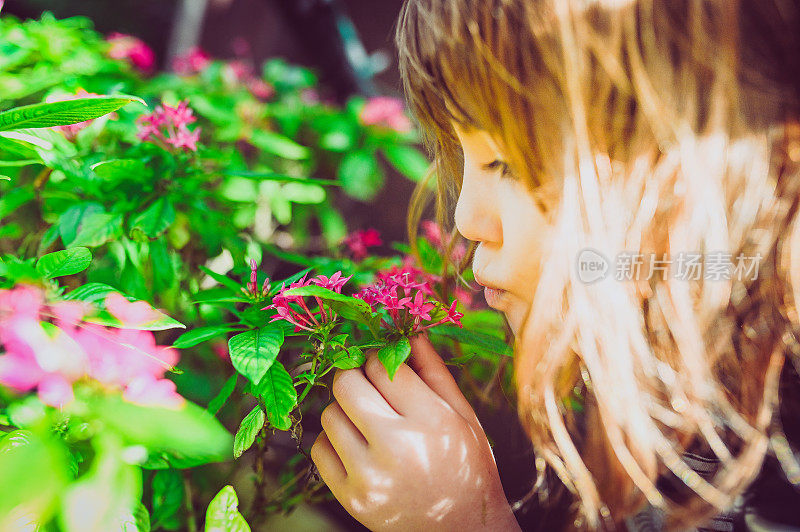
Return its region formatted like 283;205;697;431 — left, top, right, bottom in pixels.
482;159;513;178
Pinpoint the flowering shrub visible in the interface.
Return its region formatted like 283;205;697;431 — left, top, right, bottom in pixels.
0;11;513;532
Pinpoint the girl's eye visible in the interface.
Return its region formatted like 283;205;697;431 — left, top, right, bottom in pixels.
482;159;514;179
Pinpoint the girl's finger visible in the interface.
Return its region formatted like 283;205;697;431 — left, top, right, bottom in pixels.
310;431;347;484
407;334;481;426
320;401;368;472
332;367;401;440
362;350;450;418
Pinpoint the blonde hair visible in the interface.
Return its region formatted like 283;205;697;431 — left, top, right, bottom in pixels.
396;0;800;528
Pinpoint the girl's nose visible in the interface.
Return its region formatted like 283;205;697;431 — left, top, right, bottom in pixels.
454;171;502;245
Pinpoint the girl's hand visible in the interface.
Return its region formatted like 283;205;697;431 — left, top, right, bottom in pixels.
310;335;520;531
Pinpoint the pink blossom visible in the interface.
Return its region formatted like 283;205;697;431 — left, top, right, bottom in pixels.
359;97;413;133
0;285;184;409
136;100;201;152
243;260;271;299
172;46;211;75
248;79;275;101
123;374;184;409
264;272;350;332
223;60;253;83
231;37;251;57
300;89;320;105
212;341;230;362
420;220;467;264
342;228;382;261
106;32;155;72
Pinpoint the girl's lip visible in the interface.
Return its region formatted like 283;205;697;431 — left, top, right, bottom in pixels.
483;287;511;310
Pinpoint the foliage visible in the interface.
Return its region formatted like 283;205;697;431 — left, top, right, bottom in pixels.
0;11;514;531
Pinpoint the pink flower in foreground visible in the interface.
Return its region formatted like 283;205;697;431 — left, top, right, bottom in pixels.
248;79;275;101
342;228;382;261
264;272;351;332
0;285;184;409
136;100;201;152
106;32;155;72
359;96;412;133
172;46;211;75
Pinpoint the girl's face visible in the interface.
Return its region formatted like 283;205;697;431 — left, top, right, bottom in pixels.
453;124;547;336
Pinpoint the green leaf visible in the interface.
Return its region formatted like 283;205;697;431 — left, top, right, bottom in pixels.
151;469;184;531
59;435;142;532
337;149;383;201
227;326;284;385
93;395;233;467
35;247;92;278
428;325;512;356
377;337;412;380
58;202;105;246
130;198;175;240
0;95;145;131
282;284;379;335
64;283;185;331
91;159;151;181
70;212;123;248
233;406;265;458
382;144;430;181
199;265;242;292
204;486;250;532
252;361;296;431
249;130;310;160
0;431;68;530
208;374;238;415
173;325;238;349
331;345;366;370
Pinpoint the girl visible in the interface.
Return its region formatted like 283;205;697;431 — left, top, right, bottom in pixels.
310;0;800;529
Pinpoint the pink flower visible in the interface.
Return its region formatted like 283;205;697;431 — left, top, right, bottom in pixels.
172;46;211;75
243;259;271;299
123;374;184;409
300;88;320;105
231;37;251;57
421;220;443;248
359;97;412;133
264;272;351;332
223;60;253;83
136;100;201;152
342;228;382;261
248;79;275;101
0;285;185;409
106;32;155;72
407;291;435;321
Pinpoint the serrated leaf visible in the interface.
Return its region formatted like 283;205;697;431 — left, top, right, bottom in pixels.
129;198;175;240
173;325;238;349
0;95;144;131
377;337;411;380
252;361;296;431
35;247;91;278
227;326;284;385
204;486;250;532
233;406;265;458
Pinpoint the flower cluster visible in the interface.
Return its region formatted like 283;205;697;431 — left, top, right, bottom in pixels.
359;96;412;133
222;60;275;101
342;228;382;260
356;272;463;335
172;46;211;75
136;100;201;152
265;272;351;332
242;259;271;299
106;32;155;72
0;286;183;409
